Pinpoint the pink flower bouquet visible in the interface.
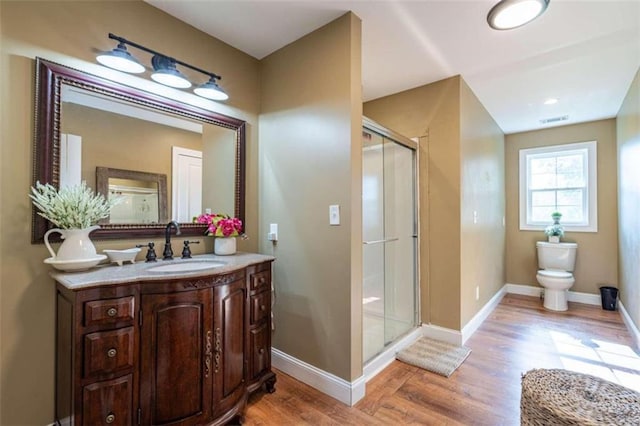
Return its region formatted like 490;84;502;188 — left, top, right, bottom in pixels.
195;213;243;237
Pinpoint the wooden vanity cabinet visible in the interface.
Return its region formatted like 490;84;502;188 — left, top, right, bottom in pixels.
55;260;274;426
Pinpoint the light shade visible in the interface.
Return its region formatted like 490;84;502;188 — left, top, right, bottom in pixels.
96;43;145;73
150;55;192;89
194;77;229;101
487;0;550;30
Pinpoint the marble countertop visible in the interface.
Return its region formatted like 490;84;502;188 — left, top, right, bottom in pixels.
51;252;275;290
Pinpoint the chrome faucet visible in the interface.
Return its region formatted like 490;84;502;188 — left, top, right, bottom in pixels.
163;220;181;260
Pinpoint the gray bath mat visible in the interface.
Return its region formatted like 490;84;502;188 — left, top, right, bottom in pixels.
396;337;471;377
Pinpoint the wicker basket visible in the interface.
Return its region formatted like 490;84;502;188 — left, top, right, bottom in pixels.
521;369;640;425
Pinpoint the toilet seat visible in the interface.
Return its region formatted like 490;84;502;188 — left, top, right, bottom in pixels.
537;270;572;279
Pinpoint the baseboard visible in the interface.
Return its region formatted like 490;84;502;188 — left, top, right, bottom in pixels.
505;283;542;297
271;347;365;406
505;283;600;306
461;285;507;344
567;291;601;305
421;323;463;346
363;327;422;381
619;301;640;350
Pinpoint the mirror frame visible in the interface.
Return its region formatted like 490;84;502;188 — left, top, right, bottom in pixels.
32;57;246;243
96;167;168;225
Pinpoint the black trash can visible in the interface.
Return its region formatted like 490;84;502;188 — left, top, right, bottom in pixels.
599;286;619;311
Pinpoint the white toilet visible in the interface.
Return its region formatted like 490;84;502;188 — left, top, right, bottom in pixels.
536;241;578;311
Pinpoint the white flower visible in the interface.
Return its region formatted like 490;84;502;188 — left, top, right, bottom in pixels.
29;182;121;229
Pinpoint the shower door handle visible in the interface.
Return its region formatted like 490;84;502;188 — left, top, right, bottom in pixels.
363;237;399;245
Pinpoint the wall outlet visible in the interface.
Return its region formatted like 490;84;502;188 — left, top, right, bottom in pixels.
475;285;480;301
473;211;478;224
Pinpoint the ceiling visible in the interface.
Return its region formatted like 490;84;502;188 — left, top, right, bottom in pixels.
146;0;640;134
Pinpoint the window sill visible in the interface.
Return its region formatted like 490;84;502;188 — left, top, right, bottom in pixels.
519;225;598;233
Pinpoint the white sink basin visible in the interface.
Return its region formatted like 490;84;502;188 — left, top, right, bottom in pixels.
147;260;226;273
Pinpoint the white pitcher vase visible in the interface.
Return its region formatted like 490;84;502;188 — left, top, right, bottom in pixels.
44;225;100;261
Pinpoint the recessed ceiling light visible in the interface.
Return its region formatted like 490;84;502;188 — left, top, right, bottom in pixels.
544;98;558;105
487;0;550;30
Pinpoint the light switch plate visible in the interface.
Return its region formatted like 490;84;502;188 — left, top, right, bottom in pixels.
268;223;278;241
329;205;340;225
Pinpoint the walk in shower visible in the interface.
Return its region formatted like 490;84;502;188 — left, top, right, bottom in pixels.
362;118;418;364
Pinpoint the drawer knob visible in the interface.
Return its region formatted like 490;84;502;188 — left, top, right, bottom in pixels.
106;307;118;317
260;304;266;311
259;277;265;284
107;348;117;358
259;348;265;355
105;413;115;424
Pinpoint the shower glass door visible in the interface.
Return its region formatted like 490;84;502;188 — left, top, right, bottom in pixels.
362;123;417;364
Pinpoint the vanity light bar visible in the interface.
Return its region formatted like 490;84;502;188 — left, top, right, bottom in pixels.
96;33;228;101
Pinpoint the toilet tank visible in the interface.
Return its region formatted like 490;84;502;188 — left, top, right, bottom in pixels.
536;242;578;271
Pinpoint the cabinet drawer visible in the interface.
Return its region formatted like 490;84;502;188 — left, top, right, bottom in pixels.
249;323;270;381
250;291;270;325
83;374;133;426
84;296;135;327
84;327;134;378
249;270;270;293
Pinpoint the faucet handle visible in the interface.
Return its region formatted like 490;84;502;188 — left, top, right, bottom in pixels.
181;240;200;259
137;242;157;262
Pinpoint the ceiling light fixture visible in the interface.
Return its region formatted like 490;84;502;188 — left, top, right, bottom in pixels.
487;0;550;30
544;97;558;105
96;33;228;100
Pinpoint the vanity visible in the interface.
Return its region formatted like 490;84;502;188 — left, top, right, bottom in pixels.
30;56;268;425
52;253;275;426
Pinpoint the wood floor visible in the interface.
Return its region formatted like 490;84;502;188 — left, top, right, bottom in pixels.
243;294;640;425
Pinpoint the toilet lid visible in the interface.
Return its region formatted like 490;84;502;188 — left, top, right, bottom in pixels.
538;270;572;279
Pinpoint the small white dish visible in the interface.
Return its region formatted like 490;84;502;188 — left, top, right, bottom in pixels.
44;254;107;272
103;248;141;266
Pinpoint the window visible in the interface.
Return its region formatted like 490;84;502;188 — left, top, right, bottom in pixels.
519;141;597;232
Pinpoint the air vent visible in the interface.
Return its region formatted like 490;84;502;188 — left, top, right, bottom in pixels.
540;115;569;124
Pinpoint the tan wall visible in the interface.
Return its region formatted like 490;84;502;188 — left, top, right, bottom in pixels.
459;80;505;326
505;120;619;294
258;13;362;381
0;1;260;423
202;124;237;216
63;103;203;211
364;76;463;330
616;68;640;331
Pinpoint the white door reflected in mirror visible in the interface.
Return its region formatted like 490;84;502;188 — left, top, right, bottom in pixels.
172;147;202;222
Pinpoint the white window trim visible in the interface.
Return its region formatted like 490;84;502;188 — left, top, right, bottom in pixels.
519;141;598;233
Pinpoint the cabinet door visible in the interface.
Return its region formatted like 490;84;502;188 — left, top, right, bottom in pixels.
249;322;270;381
212;279;246;416
140;289;213;425
83;374;133;426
